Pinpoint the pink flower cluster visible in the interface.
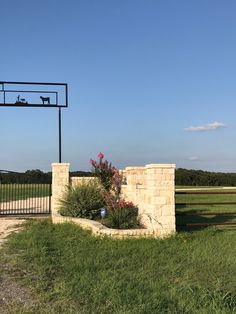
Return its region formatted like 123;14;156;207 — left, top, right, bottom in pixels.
89;152;104;166
89;152;121;192
98;152;104;159
89;159;95;165
118;199;135;209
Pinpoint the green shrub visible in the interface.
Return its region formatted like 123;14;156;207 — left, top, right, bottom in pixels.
59;180;105;219
106;206;140;229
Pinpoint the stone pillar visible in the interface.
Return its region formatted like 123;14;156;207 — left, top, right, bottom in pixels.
121;163;176;236
144;164;176;235
51;163;70;216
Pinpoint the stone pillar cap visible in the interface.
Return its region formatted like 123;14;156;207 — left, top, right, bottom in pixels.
145;164;176;169
125;166;146;170
52;163;70;166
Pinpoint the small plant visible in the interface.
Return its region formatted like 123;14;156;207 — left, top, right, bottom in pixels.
59;179;105;219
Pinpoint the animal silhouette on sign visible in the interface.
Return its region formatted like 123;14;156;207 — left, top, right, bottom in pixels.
15;95;28;104
40;96;50;105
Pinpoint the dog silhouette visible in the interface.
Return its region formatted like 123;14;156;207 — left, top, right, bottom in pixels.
40;96;50;104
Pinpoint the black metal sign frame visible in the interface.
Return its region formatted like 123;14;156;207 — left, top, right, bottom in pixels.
0;81;68;107
0;81;68;162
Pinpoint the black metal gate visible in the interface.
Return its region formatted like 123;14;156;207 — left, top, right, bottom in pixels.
0;170;51;216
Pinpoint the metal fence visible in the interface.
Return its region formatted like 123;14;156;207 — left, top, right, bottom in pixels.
175;190;236;229
0;171;51;216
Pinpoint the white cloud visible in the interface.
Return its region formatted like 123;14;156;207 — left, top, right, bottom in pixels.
185;121;225;132
189;156;200;161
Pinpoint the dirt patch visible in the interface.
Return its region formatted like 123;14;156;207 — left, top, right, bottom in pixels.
0;219;26;247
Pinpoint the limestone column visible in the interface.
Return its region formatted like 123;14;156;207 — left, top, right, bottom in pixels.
144;164;176;235
51;163;70;216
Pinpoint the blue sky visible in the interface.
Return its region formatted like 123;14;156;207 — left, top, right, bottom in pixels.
1;0;236;172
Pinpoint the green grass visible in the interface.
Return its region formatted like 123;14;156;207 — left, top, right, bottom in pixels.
0;219;236;313
175;187;236;228
0;184;51;202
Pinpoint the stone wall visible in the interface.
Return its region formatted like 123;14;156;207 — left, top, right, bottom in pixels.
70;176;98;187
51;163;176;237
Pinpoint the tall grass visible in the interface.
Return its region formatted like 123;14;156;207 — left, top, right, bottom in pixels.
1;219;236;313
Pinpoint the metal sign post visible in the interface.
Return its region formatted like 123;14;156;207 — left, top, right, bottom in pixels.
58;107;62;163
0;81;68;163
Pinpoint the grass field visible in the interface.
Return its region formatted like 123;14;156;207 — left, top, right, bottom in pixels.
0;219;235;313
0;184;51;202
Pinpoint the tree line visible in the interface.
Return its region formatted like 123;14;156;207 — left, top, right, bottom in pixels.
0;169;94;184
176;168;236;186
1;168;236;186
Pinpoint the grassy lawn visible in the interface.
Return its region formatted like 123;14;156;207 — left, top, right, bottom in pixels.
0;184;51;202
0;219;236;313
175;187;236;228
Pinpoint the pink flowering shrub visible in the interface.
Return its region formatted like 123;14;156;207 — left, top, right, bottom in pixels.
90;153;140;228
90;152;122;193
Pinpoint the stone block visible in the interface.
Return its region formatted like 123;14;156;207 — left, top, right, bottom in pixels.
152;196;166;205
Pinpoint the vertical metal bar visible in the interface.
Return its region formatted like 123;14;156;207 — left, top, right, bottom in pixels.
36;183;38;214
43;183;47;213
16;180;18;214
27;183;29;215
11;182;13;214
37;183;39;214
34;183;36;214
3;83;5;104
0;182;1;215
31;183;32;214
4;183;6;214
20;182;22;215
16;181;18;215
49;183;52;213
0;182;4;214
19;180;22;215
41;184;42;214
43;184;45;214
25;182;27;215
65;84;68;107
23;181;25;215
4;183;7;215
7;183;9;214
17;179;19;214
10;183;12;215
9;183;11;214
3;184;6;215
59;107;62;163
